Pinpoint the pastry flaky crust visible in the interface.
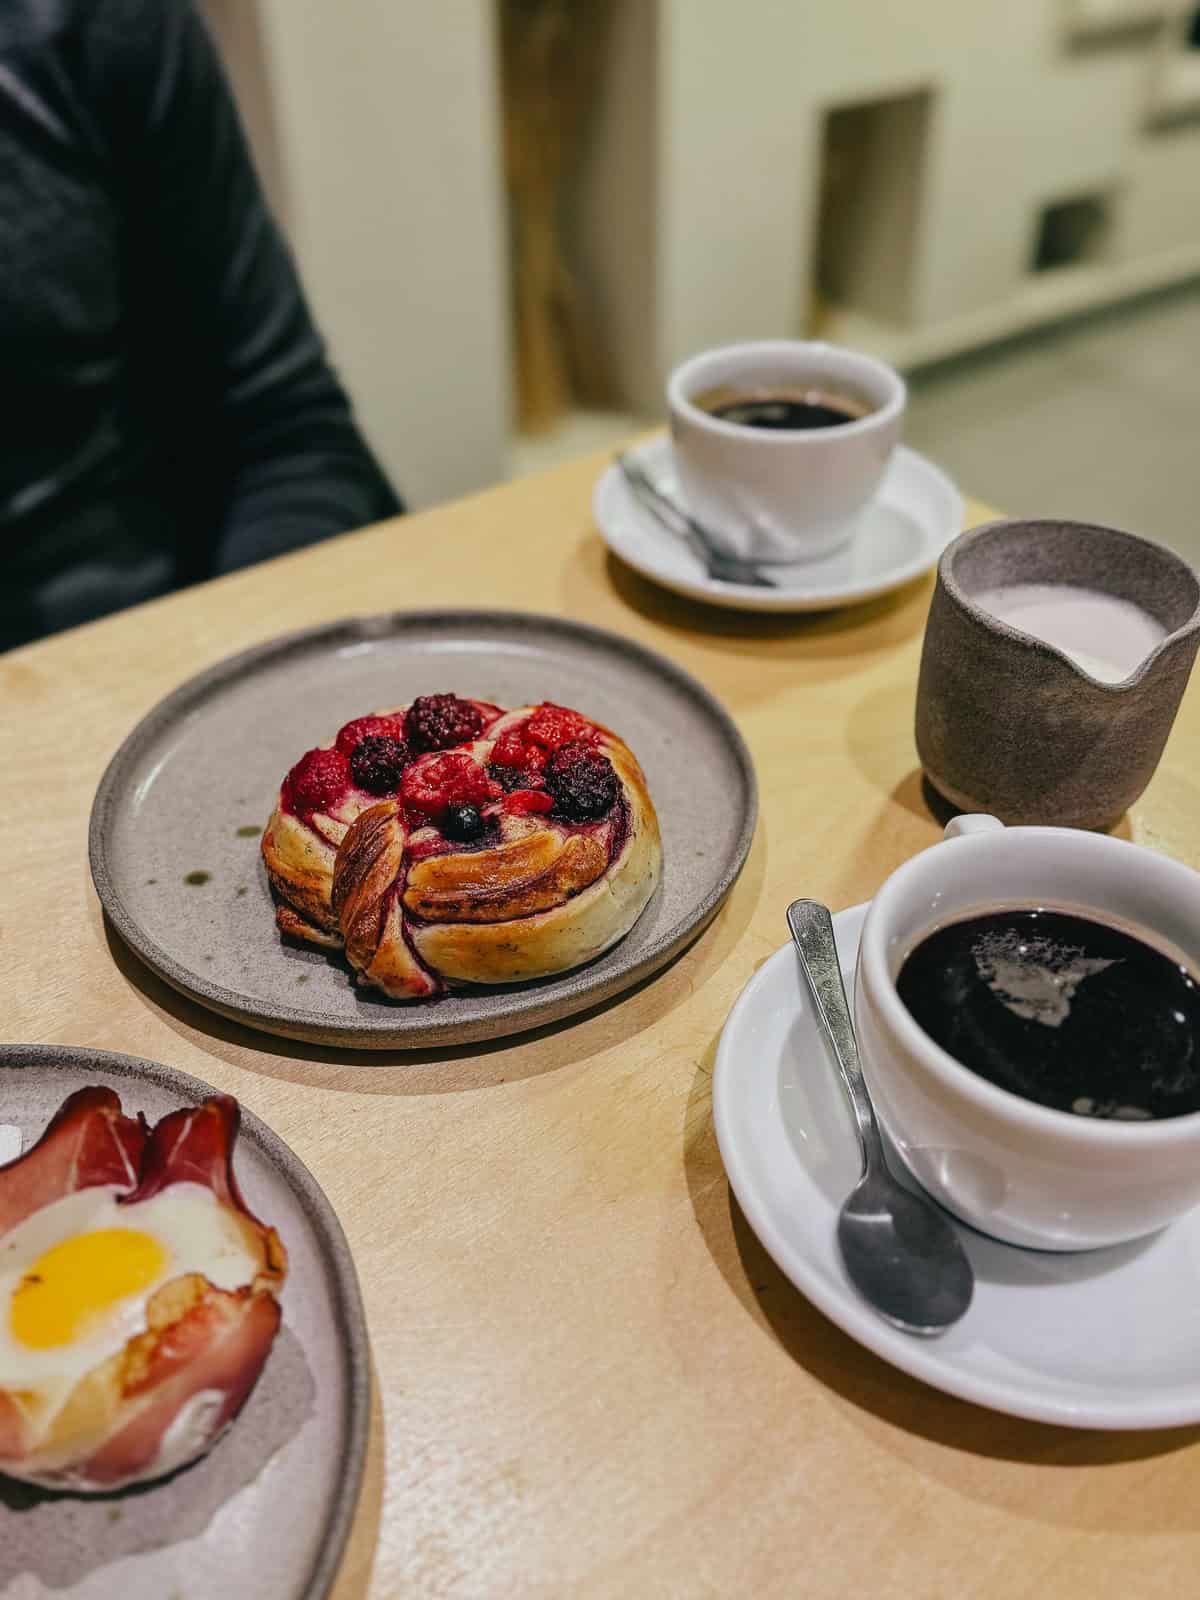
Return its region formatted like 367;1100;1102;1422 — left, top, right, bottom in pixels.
262;703;662;998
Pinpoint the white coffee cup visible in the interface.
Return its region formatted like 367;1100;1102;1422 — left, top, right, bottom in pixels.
666;339;905;564
854;814;1200;1250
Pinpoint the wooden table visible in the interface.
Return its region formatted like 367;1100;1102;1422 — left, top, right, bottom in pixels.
5;450;1200;1598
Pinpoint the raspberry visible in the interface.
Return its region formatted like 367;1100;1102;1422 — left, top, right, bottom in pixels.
543;741;619;821
525;704;598;751
490;728;545;770
284;747;350;816
400;751;500;818
488;729;546;794
405;694;485;753
335;714;407;757
504;788;554;816
350;734;412;795
442;803;486;842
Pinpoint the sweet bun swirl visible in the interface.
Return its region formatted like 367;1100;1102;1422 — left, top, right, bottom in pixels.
262;696;662;998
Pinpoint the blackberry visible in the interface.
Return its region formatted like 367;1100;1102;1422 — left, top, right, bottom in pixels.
405;694;485;752
350;734;411;795
442;803;485;842
488;762;535;793
543;741;619;821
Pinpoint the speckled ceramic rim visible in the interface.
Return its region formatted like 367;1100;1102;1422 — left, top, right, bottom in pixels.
939;518;1200;690
0;1044;370;1600
88;610;758;1050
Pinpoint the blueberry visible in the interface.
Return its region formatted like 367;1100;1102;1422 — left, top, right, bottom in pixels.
442;803;485;841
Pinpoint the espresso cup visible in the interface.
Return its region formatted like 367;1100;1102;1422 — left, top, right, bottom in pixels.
667;339;905;563
854;815;1200;1250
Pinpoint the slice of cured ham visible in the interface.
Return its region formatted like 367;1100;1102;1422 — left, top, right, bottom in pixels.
0;1087;145;1235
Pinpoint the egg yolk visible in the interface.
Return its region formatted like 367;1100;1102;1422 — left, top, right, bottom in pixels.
10;1229;169;1350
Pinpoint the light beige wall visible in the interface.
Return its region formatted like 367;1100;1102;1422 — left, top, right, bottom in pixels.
657;1;1154;343
573;0;660;421
1119;122;1200;254
203;0;291;229
208;2;511;510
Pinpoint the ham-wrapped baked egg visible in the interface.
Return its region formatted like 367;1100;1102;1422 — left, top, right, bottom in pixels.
0;1088;286;1492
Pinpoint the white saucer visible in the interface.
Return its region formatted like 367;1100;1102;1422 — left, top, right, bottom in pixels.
593;435;965;613
713;903;1200;1429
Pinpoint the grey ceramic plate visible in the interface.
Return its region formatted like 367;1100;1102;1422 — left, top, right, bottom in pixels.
90;610;757;1049
0;1045;369;1599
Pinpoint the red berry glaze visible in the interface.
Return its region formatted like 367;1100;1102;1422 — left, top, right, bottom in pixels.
401;751;501;818
335;714;407;757
284;747;351;817
525;704;599;751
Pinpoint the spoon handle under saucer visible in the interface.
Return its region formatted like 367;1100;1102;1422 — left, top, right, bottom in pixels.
615;454;778;588
786;899;884;1174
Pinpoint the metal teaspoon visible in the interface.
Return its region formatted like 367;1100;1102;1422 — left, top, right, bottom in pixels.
786;899;974;1336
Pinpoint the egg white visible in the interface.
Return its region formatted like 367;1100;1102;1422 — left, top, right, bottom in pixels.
0;1183;263;1418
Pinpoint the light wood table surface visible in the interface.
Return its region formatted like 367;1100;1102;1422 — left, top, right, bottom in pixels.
4;449;1200;1599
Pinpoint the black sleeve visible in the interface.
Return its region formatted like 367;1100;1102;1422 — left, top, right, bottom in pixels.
95;0;402;576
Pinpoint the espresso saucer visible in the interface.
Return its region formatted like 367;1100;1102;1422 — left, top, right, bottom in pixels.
593;434;964;613
713;902;1200;1429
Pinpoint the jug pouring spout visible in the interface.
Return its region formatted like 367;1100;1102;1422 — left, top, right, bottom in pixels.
915;518;1200;829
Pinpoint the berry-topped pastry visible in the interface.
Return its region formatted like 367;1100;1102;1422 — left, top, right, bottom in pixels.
261;695;662;999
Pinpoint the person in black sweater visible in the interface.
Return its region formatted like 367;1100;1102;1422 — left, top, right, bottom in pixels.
1;0;402;651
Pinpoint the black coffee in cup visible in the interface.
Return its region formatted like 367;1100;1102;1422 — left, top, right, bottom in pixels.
896;907;1200;1120
690;382;871;432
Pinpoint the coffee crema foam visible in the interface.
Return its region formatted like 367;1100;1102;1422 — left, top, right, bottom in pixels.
970;927;1118;1029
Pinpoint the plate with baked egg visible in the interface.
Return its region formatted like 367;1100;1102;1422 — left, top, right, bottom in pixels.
0;1044;368;1599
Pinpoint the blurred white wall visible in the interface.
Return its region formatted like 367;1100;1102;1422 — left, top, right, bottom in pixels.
205;1;1200;491
578;0;1200;410
205;1;511;511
